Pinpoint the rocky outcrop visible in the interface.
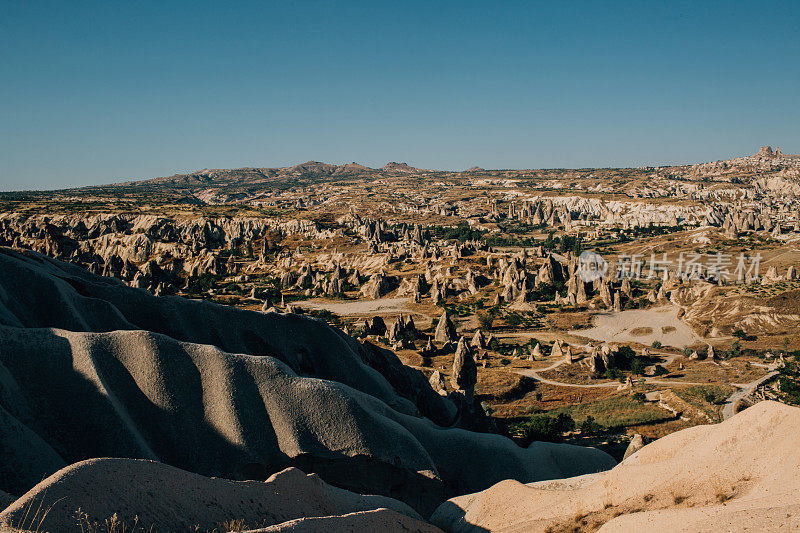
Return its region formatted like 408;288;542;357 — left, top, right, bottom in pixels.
434;312;458;343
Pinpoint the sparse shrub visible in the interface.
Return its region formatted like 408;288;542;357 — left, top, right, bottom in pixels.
727;340;742;358
477;311;494;330
188;273;218;294
701;388;723;404
653;364;668;376
220;519;250;532
520;413;575;442
630;357;646;376
715;483;735;503
631;392;646;403
308;309;340;326
614;345;637;369
733;329;757;341
605;367;625;382
651;340;662;349
580;415;603;435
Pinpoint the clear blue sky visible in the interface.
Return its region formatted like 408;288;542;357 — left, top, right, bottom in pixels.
2;1;799;190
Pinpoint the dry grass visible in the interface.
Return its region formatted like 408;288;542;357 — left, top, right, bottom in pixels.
218;519;250;532
713;481;737;504
1;493;65;533
548;395;673;429
70;510;265;532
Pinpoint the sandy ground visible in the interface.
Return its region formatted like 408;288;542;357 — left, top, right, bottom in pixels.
573;305;703;348
0;461;435;532
294;297;415;316
431;401;800;532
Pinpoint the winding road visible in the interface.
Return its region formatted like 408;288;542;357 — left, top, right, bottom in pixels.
516;356;707;389
516;357;780;419
721;370;780;420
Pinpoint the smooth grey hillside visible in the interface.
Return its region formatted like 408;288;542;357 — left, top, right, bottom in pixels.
0;248;614;516
0;247;453;426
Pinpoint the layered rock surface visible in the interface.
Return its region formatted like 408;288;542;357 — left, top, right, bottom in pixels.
0;247;614;518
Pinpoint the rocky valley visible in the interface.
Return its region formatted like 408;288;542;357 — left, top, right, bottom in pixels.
2;148;800;531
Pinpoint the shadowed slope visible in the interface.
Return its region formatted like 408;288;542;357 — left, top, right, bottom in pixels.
0;459;437;532
0;325;613;516
0;248;614;516
0;247;454;426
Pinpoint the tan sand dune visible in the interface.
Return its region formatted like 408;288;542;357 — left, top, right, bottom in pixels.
431;400;800;532
245;509;442;532
0;458;436;532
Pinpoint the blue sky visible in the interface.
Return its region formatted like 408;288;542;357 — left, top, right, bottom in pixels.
1;1;799;190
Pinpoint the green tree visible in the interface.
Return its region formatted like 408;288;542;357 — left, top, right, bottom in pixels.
521;413;576;442
580;416;603;435
572;236;582;255
477;311;494;330
728;340;742;358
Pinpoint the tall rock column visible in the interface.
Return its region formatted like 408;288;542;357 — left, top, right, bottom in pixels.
451;337;477;405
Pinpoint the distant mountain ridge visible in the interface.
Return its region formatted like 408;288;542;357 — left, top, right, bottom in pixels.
112;145;800;190
4;146;797;197
120;160;429;188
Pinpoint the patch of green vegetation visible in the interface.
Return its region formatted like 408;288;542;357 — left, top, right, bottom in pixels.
727;340;743;358
444;302;475;317
484;234;538;248
511;412;575;443
477;311;494;330
503;310;542;328
778;360;800;406
528;281;566;302
429;222;487;242
579;415;603;435
187;273;220;294
673;385;731;422
308;309;341;326
547;395;671;429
